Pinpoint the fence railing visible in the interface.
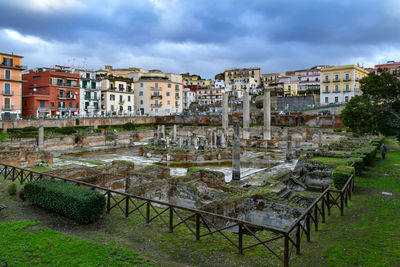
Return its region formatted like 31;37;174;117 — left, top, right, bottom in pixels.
0;163;355;266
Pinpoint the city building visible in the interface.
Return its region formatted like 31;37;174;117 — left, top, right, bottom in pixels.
0;52;25;120
22;66;80;118
132;70;183;116
99;75;134;116
183;87;196;109
73;69;102;117
224;67;261;100
196;87;223;105
320;65;369;105
294;65;330;92
214;80;226;89
373;61;400;75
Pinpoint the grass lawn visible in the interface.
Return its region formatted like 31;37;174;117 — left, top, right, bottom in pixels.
0;220;152;266
310;156;349;168
292;138;400;267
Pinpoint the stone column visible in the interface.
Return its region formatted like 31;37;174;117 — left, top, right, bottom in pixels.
316;115;320;127
222;91;229;133
157;125;161;140
38;118;44;150
263;88;271;140
114;133;118;147
220;132;226;149
295;140;301;158
213;130;217;148
286;135;292;162
232;121;241;182
179;137;183;148
173;124;177;142
318;131;323;148
161;125;165;139
193;137;198;149
331;115;335;128
166;136;170;148
242;89;250;139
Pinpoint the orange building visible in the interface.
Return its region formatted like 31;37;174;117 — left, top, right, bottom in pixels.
0;52;25;120
22;67;80;118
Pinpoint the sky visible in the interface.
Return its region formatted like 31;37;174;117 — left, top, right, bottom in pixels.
1;0;400;79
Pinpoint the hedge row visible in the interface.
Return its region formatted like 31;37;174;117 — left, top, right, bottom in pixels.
332;166;355;190
354;145;378;165
24;179;105;224
346;157;364;176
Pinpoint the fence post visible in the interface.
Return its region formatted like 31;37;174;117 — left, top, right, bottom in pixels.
169;207;173;233
125;196;129;218
296;224;301;255
196;213;200;241
327;191;331;216
284;234;289;267
321;195;326;223
107;191;111;213
146;202;150;224
340;192;344;216
238;223;243;255
11;167;16;181
344;189;348;207
314;205;318;231
306;214;311;242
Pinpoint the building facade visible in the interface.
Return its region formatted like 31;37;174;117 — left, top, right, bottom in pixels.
73;69;102;117
22;66;80;118
373;61;400;75
294;65;329;92
99;76;134;116
133;70;183;116
224;68;261;100
183;87;196;109
320;65;369;105
0;52;25;120
196;87;223;105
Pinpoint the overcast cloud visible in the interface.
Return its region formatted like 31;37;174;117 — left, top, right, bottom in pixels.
1;0;399;78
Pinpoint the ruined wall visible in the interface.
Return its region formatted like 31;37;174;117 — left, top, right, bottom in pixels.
0;149;53;167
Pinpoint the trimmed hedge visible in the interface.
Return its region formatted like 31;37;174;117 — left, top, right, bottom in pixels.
24;179;105;224
370;136;385;147
347;157;364;176
332;166;355;190
354;145;377;165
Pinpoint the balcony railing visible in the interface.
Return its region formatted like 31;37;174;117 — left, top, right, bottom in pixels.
151;86;162;90
57;107;77;111
36;107;51;111
333;79;340;82
58;95;76;100
51;81;79;88
84;96;100;100
0;63;27;70
323;79;330;83
151;95;162;99
2;90;13;96
343;77;351;81
2;106;12;111
151;102;162;108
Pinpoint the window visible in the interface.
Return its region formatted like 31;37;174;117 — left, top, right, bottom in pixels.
51;102;54;108
128;96;131;102
111;105;114;111
68;102;72;108
166;92;170;96
140;83;143;87
85;102;89;109
86;73;90;79
334;74;339;81
66;80;72;87
345;84;350;91
155;83;158;89
110;94;115;101
59;89;64;98
91;81;96;89
24;100;27;107
335;85;339;92
345;73;350;80
82;81;87;88
175;85;179;90
168;84;171;88
5;70;11;80
335;97;339;103
325;75;329;82
155;100;159;105
120;106;123;111
2;57;13;67
175;93;179;98
33;76;40;80
4;83;10;94
139;91;143;96
76;102;79;108
140;100;143;105
4;98;10;109
325;85;329;92
345;96;349;102
94;92;97;99
128;106;132;111
39;100;45;108
119;95;123;102
167;100;170;105
325;97;328;103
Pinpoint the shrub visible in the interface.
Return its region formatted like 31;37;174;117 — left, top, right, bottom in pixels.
354;145;377;165
122;122;135;130
347;157;364;176
370;136;384;147
24;179;105;224
332;166;355;190
55;127;77;135
333;128;342;132
7;183;17;196
75;118;80;126
18;187;26;201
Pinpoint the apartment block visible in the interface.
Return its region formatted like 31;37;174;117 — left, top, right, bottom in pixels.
196;87;223;105
22;66;80;117
0;52;25;120
224;67;261;100
99;75;134;116
373;60;400;75
320;65;369;105
133;70;183;116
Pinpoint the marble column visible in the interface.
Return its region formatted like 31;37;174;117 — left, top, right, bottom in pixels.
173;124;177;142
286;135;292;162
221;132;226;149
222;91;229;133
161;125;165;139
157;125;161;140
318;131;323;148
232;121;241;181
38;118;44;150
263;88;271;140
331;115;335;128
242;89;250;139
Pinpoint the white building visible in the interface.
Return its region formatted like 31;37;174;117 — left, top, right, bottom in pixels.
99;76;135;116
183;87;196;109
73;69;102;117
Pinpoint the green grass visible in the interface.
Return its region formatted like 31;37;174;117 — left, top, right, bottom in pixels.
293;138;400;267
29;165;52;172
0;220;152;266
310;157;349;168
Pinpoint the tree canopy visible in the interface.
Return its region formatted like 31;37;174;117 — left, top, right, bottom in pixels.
341;69;400;140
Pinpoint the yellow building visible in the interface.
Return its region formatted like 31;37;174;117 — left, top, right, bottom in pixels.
320;65;369;105
262;73;284;84
284;83;298;96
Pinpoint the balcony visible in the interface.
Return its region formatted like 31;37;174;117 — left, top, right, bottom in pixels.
84;96;100;100
58;95;76;100
151;86;162;90
2;106;12;111
36;107;51;112
175;96;180;99
51;81;79;88
332;79;340;83
151;102;162;108
323;79;330;83
151;95;162;99
343;77;351;81
2;90;13;96
58;107;77;111
109;86;117;91
0;63;27;70
119;100;125;105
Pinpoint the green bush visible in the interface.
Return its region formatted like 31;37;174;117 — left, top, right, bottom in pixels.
333;128;343;132
7;183;17;196
75;118;80;126
122;122;135;130
370;136;384;147
55;127;77;135
332;166;355;190
354;145;377;165
24;179;105;224
347;157;364;176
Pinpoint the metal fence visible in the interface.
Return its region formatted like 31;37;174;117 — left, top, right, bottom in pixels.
0;163;355;266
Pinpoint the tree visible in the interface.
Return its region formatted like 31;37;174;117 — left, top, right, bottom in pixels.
341;70;400;140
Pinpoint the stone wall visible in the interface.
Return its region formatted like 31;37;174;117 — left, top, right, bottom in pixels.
0;149;53;167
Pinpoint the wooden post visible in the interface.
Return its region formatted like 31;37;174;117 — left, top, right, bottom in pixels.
125;196;129;218
296;225;301;255
107;191;111;213
169;207;174;233
238;224;243;255
306;214;311;242
146;202;150;224
196;214;200;241
284;234;289;267
314;206;318;231
321;196;326;223
340;192;344;216
327;192;331;216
